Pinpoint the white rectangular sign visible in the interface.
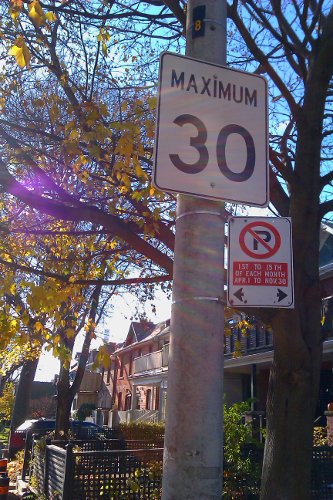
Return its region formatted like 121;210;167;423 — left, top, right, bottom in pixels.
153;52;269;206
227;217;294;308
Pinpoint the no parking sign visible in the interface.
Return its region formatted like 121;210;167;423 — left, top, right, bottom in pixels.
227;217;294;308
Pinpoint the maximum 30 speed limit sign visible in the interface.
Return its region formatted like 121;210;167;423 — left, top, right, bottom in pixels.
153;52;269;207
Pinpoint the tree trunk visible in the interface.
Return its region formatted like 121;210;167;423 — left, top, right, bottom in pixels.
54;287;100;438
10;358;39;430
260;308;322;499
9;358;38;458
55;364;72;439
261;125;323;497
260;142;323;497
260;23;333;495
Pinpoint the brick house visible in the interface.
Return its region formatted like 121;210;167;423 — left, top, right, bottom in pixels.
72;223;333;425
110;321;169;422
108;223;333;423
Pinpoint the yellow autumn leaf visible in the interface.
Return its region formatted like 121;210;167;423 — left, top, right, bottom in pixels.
28;0;46;27
65;328;76;338
9;10;20;22
134;162;145;178
147;96;157;110
22;311;30;326
49;103;59;123
35;321;43;332
45;11;57;22
121;173;131;189
9;36;31;69
10;319;18;329
9;0;23;21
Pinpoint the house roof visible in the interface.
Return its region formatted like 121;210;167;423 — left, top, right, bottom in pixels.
136;320;170;343
124;321;155;346
114;320;170;355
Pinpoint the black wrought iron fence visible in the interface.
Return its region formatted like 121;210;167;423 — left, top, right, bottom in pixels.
312;446;333;499
28;437;332;499
29;439;163;499
71;447;163;499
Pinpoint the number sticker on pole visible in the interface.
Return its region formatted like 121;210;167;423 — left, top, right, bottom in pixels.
153;52;269;206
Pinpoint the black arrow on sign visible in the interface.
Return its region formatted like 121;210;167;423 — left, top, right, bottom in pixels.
277;289;288;302
234;288;244;302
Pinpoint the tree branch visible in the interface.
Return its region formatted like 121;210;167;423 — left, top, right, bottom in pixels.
0;159;174;273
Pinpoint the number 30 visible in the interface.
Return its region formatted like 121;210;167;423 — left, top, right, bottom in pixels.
169;114;255;182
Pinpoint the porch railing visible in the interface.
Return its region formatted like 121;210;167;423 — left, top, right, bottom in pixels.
224;324;274;357
133;344;169;374
133;327;275;374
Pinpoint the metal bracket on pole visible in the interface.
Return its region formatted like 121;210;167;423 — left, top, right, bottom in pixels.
176;210;224;221
172;296;226;305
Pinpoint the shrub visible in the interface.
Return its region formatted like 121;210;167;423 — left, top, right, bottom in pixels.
76;403;96;422
0;382;15;424
223;401;263;498
7;449;24;483
118;421;165;442
313;426;328;446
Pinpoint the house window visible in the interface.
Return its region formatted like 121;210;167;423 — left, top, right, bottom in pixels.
125;393;132;410
146;389;152;410
119;358;124;378
136;390;141;409
155;386;160;411
129;353;133;375
118;392;123;410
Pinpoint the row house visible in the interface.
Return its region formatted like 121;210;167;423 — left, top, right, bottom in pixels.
74;223;333;425
112;321;169;423
71;343;117;425
109;314;333;425
106;223;333;424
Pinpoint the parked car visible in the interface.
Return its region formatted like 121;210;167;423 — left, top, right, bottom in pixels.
9;418;103;457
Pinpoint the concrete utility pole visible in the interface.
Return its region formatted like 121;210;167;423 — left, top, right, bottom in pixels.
162;1;227;499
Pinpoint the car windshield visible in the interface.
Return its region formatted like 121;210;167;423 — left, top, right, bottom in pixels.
16;420;38;431
16;419;101;433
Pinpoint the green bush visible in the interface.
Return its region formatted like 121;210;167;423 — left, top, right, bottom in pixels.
76;403;96;422
223;401;263;499
118;421;165;442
